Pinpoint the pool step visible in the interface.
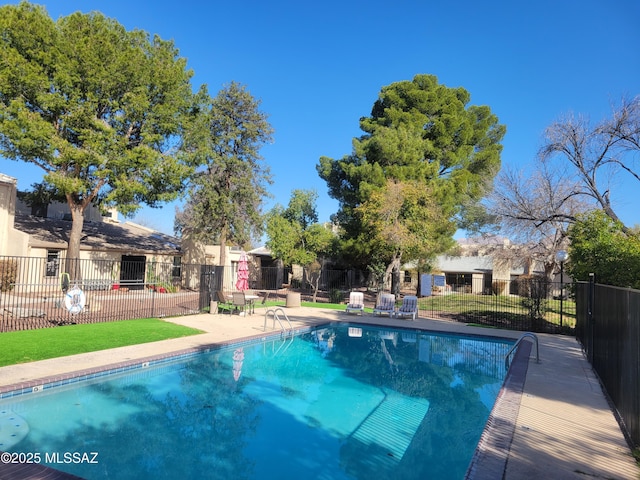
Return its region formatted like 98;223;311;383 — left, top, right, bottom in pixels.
348;392;430;470
0;410;29;450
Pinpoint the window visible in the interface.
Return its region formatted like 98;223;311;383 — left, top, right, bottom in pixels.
46;250;60;277
404;271;412;283
172;256;182;278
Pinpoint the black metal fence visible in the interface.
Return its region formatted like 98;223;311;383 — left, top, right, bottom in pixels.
0;255;210;332
240;266;575;333
0;256;368;332
416;281;574;334
575;277;640;448
245;265;365;298
1;255;576;335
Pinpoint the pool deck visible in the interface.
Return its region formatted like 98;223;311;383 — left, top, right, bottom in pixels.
1;307;638;480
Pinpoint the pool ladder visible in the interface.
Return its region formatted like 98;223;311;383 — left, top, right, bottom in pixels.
263;308;293;337
505;332;540;369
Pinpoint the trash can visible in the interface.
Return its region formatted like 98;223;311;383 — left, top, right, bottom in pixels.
286;292;301;308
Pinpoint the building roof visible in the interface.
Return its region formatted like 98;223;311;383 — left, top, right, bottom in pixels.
13;215;181;255
435;254;529;276
436;255;494;273
0;173;17;185
248;246;272;257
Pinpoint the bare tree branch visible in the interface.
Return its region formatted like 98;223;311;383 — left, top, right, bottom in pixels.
538;96;640;232
485;162;586;276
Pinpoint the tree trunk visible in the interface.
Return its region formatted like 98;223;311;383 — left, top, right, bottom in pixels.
384;263;393;292
311;268;320;303
218;225;227;267
387;254;402;296
276;258;284;288
65;202;85;283
544;261;556;282
218;226;228;292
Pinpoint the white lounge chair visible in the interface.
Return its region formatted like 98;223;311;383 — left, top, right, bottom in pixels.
345;291;365;314
394;295;418;320
373;293;396;316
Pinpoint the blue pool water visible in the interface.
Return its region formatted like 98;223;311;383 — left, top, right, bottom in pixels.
1;325;513;479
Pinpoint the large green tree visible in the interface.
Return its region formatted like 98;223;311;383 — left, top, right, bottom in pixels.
357;179;455;289
317;74;505;290
567;210;640;289
266;190;336;267
265;190;337;299
0;3;195;278
175;82;273;267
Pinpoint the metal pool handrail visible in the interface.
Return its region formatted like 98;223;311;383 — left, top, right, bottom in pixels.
505;332;540;369
263;307;293;336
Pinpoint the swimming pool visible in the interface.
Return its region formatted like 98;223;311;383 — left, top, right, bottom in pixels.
0;324;513;479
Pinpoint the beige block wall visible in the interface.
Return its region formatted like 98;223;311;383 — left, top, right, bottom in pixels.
0;175;17;256
471;273;485;294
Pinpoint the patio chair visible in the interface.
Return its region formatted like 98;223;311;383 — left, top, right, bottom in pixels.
373;293;396;316
216;291;233;314
232;291;253;315
345;291;365;314
394;295;418;320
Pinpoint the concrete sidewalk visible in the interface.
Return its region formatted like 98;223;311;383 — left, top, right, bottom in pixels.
1;308;638;479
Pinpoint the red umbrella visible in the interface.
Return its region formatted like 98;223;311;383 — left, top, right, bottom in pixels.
235;251;249;291
232;347;244;381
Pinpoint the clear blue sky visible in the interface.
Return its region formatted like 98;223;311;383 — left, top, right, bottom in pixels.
2;0;639;238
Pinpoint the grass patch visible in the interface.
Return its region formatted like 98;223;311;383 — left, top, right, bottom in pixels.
257;295;576;329
421;293;577;328
0;318;203;367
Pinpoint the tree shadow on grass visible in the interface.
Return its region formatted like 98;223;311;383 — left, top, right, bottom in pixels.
431;310;575;335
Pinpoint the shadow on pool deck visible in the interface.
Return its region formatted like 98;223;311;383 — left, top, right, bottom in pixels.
0;307;638;480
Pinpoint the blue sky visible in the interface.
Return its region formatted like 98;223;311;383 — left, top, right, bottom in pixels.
2;0;639;238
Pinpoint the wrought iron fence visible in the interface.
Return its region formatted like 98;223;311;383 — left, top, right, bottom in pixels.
244;265;365;298
236;266;575;333
576;277;640;448
415;278;575;334
1;255;576;335
0;257;368;332
0;256;205;332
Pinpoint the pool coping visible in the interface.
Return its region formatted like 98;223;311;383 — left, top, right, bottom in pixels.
465;339;531;479
0;326;316;399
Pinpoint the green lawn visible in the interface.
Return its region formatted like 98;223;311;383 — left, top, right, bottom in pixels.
420;293;576;328
1;295;575;368
0;318;203;367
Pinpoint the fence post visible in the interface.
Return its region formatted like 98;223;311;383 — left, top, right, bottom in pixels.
151;285;156;318
587;273;595;364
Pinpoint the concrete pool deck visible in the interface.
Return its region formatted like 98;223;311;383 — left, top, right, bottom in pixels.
0;307;638;480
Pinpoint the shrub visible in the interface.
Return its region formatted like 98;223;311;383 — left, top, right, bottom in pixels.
517;274;550;331
491;280;508;295
329;288;343;304
0;259;18;292
568;210;640;289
